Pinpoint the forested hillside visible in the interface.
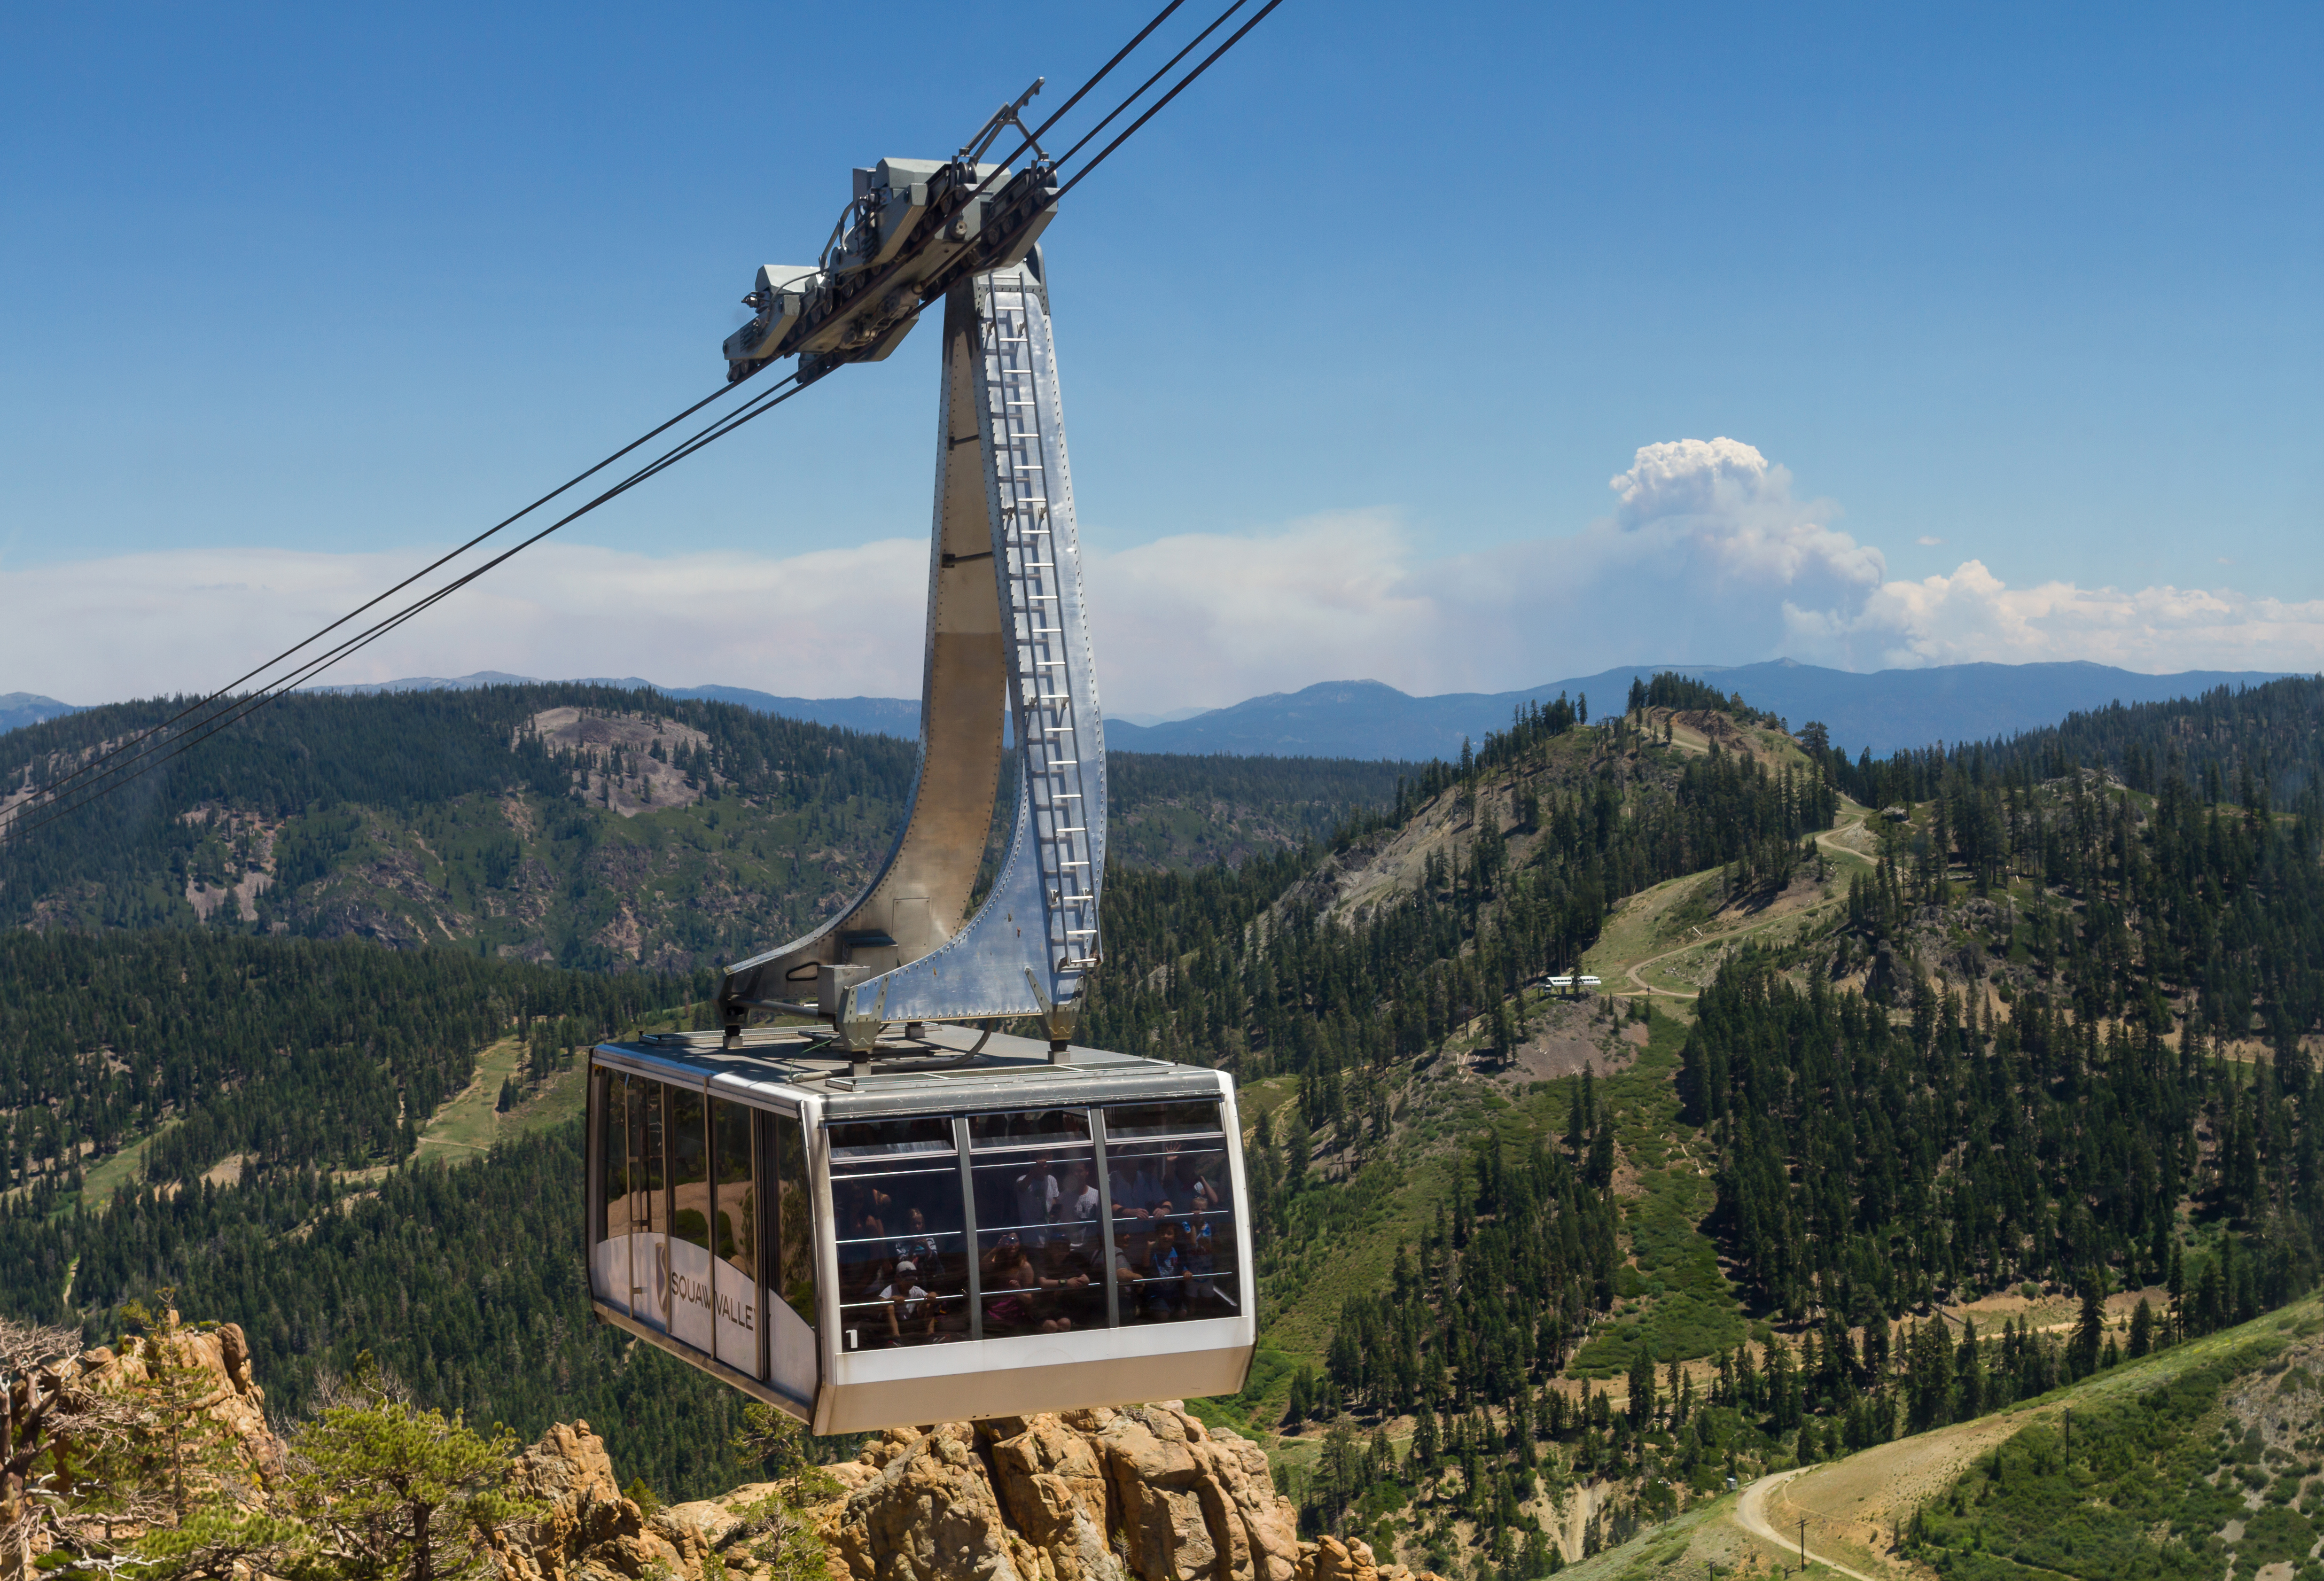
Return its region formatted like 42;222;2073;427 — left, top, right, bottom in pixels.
0;685;1405;966
0;931;702;1193
0;681;1792;1507
1808;670;2324;810
10;672;2324;1578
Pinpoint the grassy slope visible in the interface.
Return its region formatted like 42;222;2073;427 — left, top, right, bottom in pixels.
1579;798;1878;1003
1245;996;1745;1418
1561;1295;2324;1581
1247;716;1838;1421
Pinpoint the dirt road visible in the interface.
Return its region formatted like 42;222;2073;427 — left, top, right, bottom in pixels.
1734;1468;1881;1581
1615;817;1872;1000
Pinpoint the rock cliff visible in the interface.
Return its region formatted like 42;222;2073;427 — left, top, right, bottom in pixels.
497;1403;1442;1581
33;1323;1428;1581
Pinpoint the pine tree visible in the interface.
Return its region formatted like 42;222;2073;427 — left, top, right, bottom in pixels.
286;1360;539;1581
2071;1271;2106;1378
1625;1344;1657;1430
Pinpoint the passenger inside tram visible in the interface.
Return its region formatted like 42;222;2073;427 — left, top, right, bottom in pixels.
878;1260;937;1343
983;1243;1085;1335
894;1206;947;1285
1059;1160;1100;1244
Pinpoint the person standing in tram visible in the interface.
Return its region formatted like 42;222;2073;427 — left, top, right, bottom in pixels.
894;1205;945;1284
1058;1160;1101;1249
1014;1154;1061;1236
1109;1154;1162;1220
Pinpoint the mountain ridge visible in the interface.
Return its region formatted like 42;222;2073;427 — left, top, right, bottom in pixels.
166;658;2305;760
1106;659;2301;760
0;691;81;736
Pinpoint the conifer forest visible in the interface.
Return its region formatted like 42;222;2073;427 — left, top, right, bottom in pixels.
4;674;2324;1576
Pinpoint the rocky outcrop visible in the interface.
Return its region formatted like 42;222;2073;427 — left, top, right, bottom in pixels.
32;1321;1396;1581
77;1317;283;1480
497;1402;1441;1581
491;1420;673;1581
819;1403;1432;1581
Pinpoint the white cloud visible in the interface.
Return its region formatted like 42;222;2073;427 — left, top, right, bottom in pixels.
7;438;2320;715
1821;563;2324;672
1918;535;1947;546
0;540;932;707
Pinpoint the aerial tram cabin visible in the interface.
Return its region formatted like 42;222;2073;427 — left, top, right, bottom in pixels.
586;1025;1255;1434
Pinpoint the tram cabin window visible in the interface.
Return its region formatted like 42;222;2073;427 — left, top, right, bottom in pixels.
971;1109;1102;1338
828;1117;966;1350
1105;1102;1237;1326
770;1113;817;1332
710;1098;760;1376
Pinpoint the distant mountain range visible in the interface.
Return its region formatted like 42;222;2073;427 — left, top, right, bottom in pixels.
8;659;2302;760
0;693;81;736
1106;660;2305;760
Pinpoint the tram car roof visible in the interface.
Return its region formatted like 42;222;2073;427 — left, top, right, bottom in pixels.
592;1023;1230;1118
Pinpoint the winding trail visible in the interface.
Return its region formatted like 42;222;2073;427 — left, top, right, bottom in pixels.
1734;1468;1881;1581
1614;816;1873;999
1624;941;1707;999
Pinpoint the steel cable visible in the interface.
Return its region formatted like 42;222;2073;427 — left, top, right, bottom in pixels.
1;374;804;843
2;0;1294;846
14;375;759;818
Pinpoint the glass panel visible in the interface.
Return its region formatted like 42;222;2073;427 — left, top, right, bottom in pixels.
640;1082;668;1235
968;1108;1092;1149
665;1087;715;1350
590;1070;633;1313
973;1109;1103;1338
713;1101;756;1277
830;1116;953;1157
594;1070;625;1243
773;1115;817;1332
1107;1103;1236;1326
670;1089;711;1250
1104;1101;1225;1140
711;1099;760;1376
830;1117;967;1349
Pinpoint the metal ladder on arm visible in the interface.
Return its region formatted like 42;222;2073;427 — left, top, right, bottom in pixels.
980;271;1102;986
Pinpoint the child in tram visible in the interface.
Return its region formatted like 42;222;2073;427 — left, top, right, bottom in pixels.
1186;1219;1217;1309
878;1259;935;1344
1114;1222;1184;1320
893;1205;946;1284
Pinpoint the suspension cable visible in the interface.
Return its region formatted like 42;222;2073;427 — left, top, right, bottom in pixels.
2;374;804;843
17;374;759;817
1056;0;1287;197
1;0;1295;846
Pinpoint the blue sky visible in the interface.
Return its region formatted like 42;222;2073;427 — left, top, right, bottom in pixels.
5;2;2322;711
